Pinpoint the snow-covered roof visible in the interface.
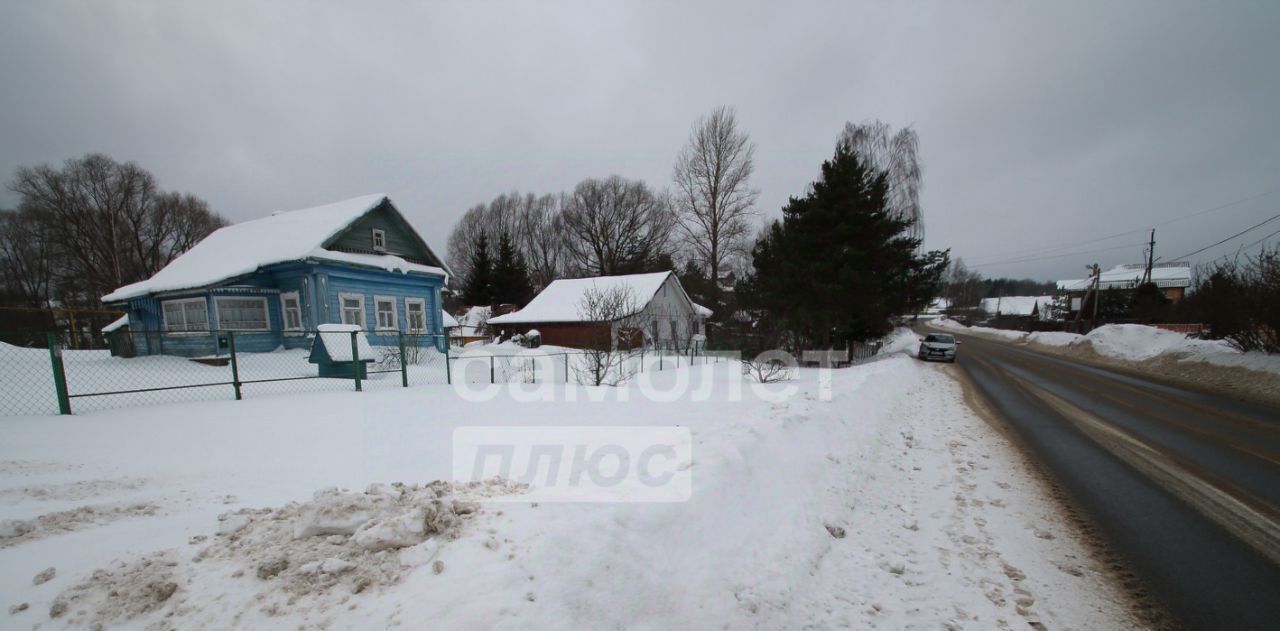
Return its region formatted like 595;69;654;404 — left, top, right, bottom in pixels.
448;306;491;337
441;311;459;328
1057;263;1191;292
101;314;129;333
314;324;376;362
103;194;448;303
488;272;677;325
980;296;1054;317
692;302;713;318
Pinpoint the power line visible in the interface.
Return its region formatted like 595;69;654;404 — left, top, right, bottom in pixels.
965;189;1280;264
1169;210;1280;261
969;241;1147;269
1242;227;1280;251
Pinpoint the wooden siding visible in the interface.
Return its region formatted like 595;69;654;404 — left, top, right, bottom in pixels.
492;322;642;350
316;262;445;346
121;260;445;356
325;201;439;266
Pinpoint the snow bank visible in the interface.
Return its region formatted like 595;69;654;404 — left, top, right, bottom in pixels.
47;481;517;628
933;318;1027;341
977;323;1280;376
879;327;922;355
1025;331;1081;347
1081;324;1226;361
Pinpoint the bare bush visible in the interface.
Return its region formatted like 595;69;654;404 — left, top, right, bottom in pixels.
574;285;642;386
741;350;796;383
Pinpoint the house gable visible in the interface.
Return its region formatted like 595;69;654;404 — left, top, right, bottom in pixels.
324;199;446;269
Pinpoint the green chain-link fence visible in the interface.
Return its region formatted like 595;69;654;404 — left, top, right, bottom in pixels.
1;330;731;415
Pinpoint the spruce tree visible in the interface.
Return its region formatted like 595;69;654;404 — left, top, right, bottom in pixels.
491;231;534;306
461;233;493;306
745;140;948;347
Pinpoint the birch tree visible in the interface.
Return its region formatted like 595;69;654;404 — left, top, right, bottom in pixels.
672;106;758;309
838;121;924;241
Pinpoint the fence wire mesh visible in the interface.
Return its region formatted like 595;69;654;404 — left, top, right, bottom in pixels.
2;328;866;416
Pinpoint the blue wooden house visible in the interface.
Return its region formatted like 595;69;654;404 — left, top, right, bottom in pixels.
102;194;451;357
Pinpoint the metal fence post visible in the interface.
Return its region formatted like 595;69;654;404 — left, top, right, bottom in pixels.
490;355;495;384
398;332;408;388
351;331;362;392
46;332;71;415
640;347;644;373
445;338;452;385
228;331;242;400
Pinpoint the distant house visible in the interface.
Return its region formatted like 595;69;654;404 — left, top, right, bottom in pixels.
980;296;1056;320
101;194;452;357
1056;262;1191;318
487;271;710;350
449;306;493;347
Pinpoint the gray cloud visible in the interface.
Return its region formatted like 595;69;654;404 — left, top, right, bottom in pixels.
2;0;1277;281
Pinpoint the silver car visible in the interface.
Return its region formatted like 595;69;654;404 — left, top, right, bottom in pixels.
918;333;959;362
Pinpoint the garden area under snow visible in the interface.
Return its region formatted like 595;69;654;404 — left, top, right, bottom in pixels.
0;331;1138;629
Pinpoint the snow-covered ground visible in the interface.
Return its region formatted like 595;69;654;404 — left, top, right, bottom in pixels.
0;333;1135;629
933;318;1280;376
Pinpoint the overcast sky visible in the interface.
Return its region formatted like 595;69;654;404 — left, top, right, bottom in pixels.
2;1;1277;282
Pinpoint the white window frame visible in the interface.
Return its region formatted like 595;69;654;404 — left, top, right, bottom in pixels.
339;292;366;328
372;228;387;252
280;291;303;333
405;298;427;333
161;297;208;334
374;295;399;331
213;296;271;332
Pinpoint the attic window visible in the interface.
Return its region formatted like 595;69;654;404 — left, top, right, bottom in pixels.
372;228;387;252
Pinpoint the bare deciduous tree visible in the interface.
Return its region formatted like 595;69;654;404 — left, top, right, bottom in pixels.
672;106;758;304
574;284;641;386
0;209;54;307
942;258;983;310
561;176;673;276
446;191;566;294
839;121;924;241
7;154;227;306
516;193;566;289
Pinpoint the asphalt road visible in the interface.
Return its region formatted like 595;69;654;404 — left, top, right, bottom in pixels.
942;331;1280;630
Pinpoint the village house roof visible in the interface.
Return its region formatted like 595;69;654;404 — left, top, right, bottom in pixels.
488;271;709;325
102;194;450;303
441;310;459;329
1056;262;1192;292
980;296;1055;316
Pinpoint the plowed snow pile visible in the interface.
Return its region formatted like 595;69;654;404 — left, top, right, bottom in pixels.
46;480;524;628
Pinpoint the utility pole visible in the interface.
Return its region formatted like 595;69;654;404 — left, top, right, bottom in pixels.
1090;263;1102;327
1142;229;1156;284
